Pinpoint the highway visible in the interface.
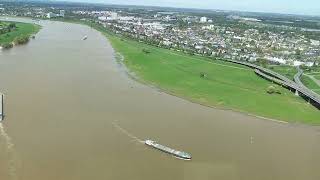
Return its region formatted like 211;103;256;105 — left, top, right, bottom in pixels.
226;59;296;84
294;66;306;88
224;59;320;108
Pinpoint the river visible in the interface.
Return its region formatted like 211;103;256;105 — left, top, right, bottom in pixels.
0;17;320;180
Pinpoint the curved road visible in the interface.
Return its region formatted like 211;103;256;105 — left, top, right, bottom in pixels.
225;59;320;108
294;66;320;105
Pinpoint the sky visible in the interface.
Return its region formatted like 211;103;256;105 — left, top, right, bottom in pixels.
55;0;320;16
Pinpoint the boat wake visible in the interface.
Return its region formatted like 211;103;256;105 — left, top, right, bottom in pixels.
0;123;19;180
174;156;192;161
112;121;144;144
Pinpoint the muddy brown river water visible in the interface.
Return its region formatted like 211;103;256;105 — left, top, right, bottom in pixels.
0;18;320;180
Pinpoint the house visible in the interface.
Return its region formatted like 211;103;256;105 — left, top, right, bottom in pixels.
200;17;207;23
46;12;56;19
60;10;65;17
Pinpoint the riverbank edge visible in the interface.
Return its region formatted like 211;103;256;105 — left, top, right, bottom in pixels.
44;18;320;126
0;20;41;50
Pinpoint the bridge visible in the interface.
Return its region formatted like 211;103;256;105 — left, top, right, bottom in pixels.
226;59;296;84
223;59;320;109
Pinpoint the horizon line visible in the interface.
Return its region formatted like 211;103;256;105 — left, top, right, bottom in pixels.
9;0;320;17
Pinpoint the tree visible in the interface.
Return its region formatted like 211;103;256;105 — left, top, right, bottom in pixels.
267;86;276;94
295;49;301;56
8;23;16;29
13;35;30;45
257;58;268;68
1;42;13;49
142;48;151;54
200;72;207;78
267;85;281;94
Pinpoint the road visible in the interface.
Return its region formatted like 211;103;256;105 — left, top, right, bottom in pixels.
224;59;320;108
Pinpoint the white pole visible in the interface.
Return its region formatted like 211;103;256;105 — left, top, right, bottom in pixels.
0;94;3;122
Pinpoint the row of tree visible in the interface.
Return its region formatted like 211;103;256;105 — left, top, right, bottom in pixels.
0;22;16;35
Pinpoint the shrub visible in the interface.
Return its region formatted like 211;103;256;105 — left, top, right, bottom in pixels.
267;86;275;94
1;43;13;49
13;35;30;45
8;23;16;29
275;89;282;94
142;48;151;54
200;72;207;78
267;85;281;94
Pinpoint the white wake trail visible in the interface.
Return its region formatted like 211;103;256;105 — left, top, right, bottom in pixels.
112;121;144;144
0;123;18;180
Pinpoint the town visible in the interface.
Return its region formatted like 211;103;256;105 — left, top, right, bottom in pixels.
1;1;320;68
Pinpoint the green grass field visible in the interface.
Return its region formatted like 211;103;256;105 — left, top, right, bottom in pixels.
314;89;320;94
267;65;297;80
105;35;320;124
60;19;320;124
314;74;320;80
305;72;320;80
301;75;320;92
0;21;40;45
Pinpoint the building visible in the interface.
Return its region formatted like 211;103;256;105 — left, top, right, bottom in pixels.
98;16;107;21
46;12;55;19
60;10;65;17
200;17;207;23
110;12;118;20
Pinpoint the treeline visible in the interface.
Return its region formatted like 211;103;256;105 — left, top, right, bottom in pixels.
0;22;16;35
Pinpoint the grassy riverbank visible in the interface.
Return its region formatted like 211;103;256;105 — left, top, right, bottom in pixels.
60;19;320;124
0;21;40;48
109;36;320;124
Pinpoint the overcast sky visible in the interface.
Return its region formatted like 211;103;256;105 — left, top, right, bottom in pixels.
55;0;320;16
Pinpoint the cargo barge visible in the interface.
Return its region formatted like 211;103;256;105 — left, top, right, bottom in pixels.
145;140;191;160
